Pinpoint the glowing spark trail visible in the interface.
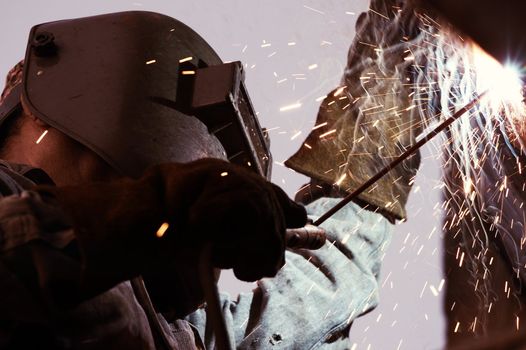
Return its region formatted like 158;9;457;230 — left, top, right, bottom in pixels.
179;56;193;63
156;222;169;238
314;94;486;226
279;103;302;112
36;130;48;144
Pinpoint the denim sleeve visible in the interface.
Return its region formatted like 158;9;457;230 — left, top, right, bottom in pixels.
186;198;393;349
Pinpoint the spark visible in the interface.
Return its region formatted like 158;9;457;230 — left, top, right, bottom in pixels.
438;279;445;291
419;281;428;298
429;285;439;296
156;222;169;238
362;105;384;112
145;59;156;65
303;5;325;15
178;56;193;63
463;178;473;195
335;173;347;186
334;86;347;96
459;252;465;267
369;8;389;20
290;131;302;140
312;122;328;130
306;283;314;296
279;102;302;112
220;172;228;177
319;129;337;138
181;70;195;75
36;130;48;144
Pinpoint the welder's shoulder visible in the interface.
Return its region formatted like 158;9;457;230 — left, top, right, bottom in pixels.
0;160;53;197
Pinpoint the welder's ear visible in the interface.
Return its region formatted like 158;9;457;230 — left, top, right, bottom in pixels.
31;116;48;128
20;100;48;128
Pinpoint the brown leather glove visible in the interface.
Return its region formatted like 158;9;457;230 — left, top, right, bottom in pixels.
36;158;307;301
285;0;422;221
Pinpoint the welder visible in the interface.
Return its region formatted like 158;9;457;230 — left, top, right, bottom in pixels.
0;11;412;349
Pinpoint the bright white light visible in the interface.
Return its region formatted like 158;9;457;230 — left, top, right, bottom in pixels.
472;44;524;108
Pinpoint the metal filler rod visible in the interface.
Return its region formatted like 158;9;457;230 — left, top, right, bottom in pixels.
313;92;487;226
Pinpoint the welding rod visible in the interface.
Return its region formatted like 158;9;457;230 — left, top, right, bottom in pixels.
313;92;487;226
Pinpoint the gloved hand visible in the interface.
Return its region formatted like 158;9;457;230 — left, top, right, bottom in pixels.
36;158;307;300
153;158;307;281
285;0;422;222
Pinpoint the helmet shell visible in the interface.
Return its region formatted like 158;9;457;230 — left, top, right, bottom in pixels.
22;11;227;178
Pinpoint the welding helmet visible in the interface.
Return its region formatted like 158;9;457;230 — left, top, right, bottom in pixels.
0;11;271;179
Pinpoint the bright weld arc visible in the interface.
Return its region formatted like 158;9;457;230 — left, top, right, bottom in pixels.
472;44;524;108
